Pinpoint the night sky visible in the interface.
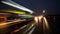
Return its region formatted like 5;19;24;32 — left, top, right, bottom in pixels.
0;0;60;15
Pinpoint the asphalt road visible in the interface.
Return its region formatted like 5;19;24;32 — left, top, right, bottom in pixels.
0;19;35;34
0;19;51;34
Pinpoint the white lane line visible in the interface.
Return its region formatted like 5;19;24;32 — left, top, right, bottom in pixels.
25;24;35;32
11;25;27;33
28;27;35;34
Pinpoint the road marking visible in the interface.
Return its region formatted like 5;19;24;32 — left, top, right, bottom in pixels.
28;27;35;34
25;24;35;33
11;25;27;34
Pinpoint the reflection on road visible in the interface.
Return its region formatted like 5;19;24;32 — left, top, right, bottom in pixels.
0;16;50;34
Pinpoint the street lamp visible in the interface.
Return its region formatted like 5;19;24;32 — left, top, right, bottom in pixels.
43;10;45;14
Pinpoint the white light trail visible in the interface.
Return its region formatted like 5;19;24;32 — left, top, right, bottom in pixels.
43;17;49;29
25;24;35;33
34;17;38;23
39;15;43;22
28;27;35;34
27;24;34;31
38;15;49;30
1;0;34;13
11;25;27;34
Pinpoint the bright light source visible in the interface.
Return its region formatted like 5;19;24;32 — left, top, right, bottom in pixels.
38;15;43;22
34;17;38;23
0;23;8;26
1;0;34;13
43;10;45;13
43;17;49;29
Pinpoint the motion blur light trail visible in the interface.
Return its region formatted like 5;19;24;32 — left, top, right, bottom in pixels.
25;24;35;33
34;15;43;23
34;17;38;23
11;25;27;34
0;19;25;28
34;15;50;34
43;17;49;29
1;0;34;14
28;27;35;34
39;15;43;22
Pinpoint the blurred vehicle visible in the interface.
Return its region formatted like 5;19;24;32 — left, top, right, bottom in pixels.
0;10;34;21
0;0;34;34
1;0;34;22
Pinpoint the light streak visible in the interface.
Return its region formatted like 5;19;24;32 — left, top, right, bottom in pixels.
0;19;25;28
43;17;49;29
0;23;8;26
28;27;35;34
34;17;38;23
1;0;34;14
39;15;43;22
25;24;35;33
38;15;49;31
11;25;27;34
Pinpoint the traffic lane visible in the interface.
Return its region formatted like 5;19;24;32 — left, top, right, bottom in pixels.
0;19;26;28
0;19;26;34
32;22;43;34
10;20;35;34
5;19;34;34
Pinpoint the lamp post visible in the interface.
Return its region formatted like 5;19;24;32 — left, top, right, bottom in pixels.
43;10;45;13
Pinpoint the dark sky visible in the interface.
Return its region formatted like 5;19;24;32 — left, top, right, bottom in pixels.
0;0;60;15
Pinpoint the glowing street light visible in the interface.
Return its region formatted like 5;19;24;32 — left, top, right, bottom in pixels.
43;10;45;14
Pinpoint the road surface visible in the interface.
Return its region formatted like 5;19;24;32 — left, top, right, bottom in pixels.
0;19;50;34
